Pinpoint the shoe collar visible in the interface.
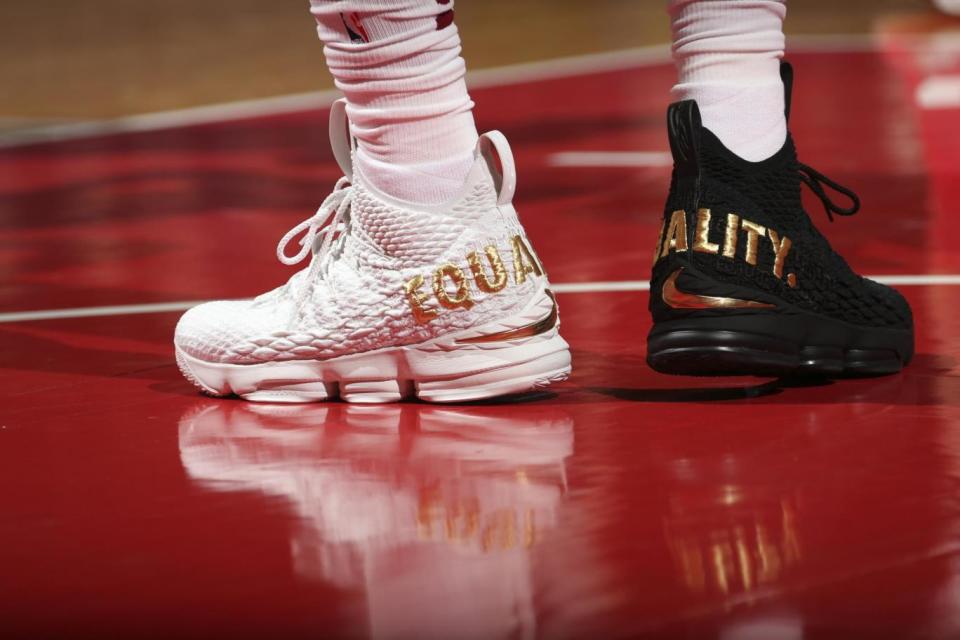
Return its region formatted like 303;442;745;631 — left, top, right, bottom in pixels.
328;98;516;212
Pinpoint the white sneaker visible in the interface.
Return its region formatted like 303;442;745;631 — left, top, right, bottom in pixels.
174;99;571;403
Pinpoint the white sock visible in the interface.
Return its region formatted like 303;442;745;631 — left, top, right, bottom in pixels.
669;0;788;162
309;0;478;205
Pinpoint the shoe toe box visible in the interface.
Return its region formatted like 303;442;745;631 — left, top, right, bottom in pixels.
863;278;914;330
175;299;279;363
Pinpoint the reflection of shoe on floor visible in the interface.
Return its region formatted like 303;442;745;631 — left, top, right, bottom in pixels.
647;62;914;377
178;401;573;551
413;407;575;474
178;401;574;638
174;99;570;404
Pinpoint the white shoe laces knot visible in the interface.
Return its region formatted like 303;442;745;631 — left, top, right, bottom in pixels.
276;177;353;267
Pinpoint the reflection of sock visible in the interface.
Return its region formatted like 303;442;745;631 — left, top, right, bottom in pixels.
310;0;478;205
669;0;788;162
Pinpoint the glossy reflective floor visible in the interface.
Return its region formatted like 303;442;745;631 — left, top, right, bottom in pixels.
4;38;960;638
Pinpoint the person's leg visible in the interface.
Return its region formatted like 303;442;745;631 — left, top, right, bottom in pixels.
647;0;914;377
173;1;570;403
669;0;787;162
309;0;477;204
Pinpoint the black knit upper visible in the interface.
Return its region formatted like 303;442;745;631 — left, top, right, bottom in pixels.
651;118;913;331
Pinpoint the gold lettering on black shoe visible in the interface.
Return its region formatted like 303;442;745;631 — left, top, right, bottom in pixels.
693;208;720;255
768;229;792;279
654;210;797;289
662;268;776;310
740;219;766;266
722;213;740;259
661;210;689;258
652;220;666;266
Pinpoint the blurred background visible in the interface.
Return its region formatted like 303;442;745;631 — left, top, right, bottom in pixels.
1;0;937;132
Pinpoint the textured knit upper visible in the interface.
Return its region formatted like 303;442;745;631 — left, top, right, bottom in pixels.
652;124;913;330
175;154;544;365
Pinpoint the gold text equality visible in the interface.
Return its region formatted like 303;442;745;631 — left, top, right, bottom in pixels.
468;246;509;293
512;234;544;285
768;229;792;280
654;209;798;287
405;236;545;324
433;264;475;310
652;220;666;266
661;210;689;258
722;213;740;259
404;275;438;324
693;208;720;255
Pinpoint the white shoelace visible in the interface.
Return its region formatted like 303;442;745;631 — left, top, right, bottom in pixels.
269;177;353;312
276;176;353;268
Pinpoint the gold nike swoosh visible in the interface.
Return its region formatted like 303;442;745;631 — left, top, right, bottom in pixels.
456;290;559;344
662;268;775;310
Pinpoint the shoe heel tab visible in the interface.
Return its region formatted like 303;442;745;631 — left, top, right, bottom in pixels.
780;60;794;122
329;98;354;181
667;100;702;178
478;131;516;205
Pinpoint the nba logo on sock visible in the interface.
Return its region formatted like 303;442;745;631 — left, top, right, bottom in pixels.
341;12;369;43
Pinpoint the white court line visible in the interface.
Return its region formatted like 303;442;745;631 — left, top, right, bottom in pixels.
549;151;672;168
917;75;960;109
872;274;960;285
0;301;210;323
552;281;650;293
1;274;957;324
0;45;670;149
0;34;879;149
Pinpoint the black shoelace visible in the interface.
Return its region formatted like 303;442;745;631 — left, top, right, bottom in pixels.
797;162;861;222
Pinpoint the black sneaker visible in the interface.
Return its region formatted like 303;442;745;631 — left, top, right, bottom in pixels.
647;62;914;377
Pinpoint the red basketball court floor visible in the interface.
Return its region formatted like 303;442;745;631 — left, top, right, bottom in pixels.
3;37;960;638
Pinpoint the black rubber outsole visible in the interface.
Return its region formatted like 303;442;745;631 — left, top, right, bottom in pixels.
647;326;913;378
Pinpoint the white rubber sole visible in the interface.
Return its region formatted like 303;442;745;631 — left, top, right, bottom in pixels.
175;329;571;404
